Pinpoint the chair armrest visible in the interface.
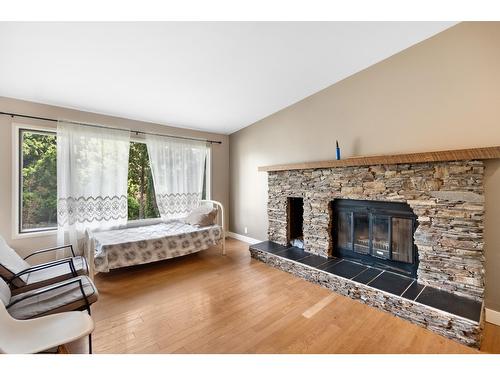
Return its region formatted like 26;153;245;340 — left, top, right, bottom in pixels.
24;244;75;260
7;278;86;309
9;259;77;286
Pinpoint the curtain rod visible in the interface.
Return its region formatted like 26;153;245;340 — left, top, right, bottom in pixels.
0;111;222;145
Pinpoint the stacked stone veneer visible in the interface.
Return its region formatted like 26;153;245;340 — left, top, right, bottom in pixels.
267;160;485;302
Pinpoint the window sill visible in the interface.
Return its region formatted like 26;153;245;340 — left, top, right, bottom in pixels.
11;220;164;239
12;229;57;240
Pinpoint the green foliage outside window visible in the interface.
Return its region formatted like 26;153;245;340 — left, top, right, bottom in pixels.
20;134;161;232
21;131;58;231
127;142;160;220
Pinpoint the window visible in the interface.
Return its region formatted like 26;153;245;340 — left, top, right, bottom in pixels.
18;129;58;233
127;142;160;220
126;141;210;221
16;127;211;234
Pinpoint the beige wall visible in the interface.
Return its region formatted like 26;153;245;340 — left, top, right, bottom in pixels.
0;96;229;259
229;22;500;310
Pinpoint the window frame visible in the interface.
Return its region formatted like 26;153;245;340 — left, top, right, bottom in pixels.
12;123;58;239
11;125;213;238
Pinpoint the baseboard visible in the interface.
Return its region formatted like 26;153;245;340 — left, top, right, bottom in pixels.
227;231;261;245
485;308;500;326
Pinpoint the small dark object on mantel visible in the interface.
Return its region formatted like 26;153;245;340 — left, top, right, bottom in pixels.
336;140;341;160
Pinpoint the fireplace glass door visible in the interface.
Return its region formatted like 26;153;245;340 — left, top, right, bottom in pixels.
353;213;369;254
372;215;390;259
332;199;418;277
391;217;414;263
337;211;352;250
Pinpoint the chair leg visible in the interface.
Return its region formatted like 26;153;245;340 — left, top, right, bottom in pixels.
87;307;93;354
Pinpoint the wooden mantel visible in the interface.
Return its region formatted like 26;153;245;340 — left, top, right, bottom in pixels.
258;146;500;172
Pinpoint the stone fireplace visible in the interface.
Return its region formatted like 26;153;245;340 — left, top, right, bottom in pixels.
250;147;500;348
267;160;485;301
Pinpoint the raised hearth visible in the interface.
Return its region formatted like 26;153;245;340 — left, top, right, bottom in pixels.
249;240;483;347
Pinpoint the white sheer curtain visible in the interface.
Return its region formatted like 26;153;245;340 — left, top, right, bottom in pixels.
57;121;131;258
146;135;207;220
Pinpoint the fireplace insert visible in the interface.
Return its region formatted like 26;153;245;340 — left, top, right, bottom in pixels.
331;199;418;277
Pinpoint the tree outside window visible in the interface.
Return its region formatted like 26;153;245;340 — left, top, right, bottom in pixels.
20;130;58;232
127;142;160;220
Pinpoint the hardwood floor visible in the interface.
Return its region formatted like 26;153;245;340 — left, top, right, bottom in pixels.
80;238;500;354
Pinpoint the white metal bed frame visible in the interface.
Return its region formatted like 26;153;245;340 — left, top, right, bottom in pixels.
199;199;226;255
85;200;225;277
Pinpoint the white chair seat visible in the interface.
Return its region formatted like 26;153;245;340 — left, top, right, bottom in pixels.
0;305;94;354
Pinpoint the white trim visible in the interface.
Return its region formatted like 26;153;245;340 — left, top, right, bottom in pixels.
12;122;21;239
11;229;57;240
485;308;500;326
227;231;260;245
11;122;58;240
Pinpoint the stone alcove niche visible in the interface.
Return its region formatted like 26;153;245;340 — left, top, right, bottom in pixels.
287;197;304;248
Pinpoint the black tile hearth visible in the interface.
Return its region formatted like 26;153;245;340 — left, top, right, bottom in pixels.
367;271;414;296
317;258;343;270
250;241;291;254
352;267;383;284
401;281;425;300
277;247;308;261
297;254;331;268
323;260;367;279
416;286;482;322
249;241;481;323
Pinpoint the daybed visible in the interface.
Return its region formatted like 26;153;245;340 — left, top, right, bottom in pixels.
85;200;225;274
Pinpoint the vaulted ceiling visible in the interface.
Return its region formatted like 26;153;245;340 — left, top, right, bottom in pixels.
0;22;456;134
